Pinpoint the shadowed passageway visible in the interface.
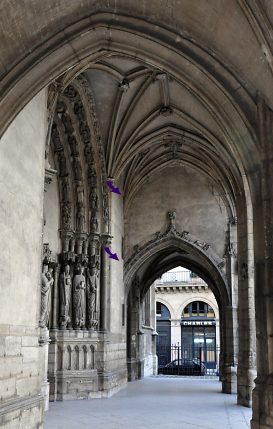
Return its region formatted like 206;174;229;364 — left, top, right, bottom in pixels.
45;377;251;429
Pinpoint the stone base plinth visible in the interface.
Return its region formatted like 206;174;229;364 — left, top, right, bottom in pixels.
251;377;273;429
127;358;142;381
48;330;127;401
221;365;237;394
237;367;256;408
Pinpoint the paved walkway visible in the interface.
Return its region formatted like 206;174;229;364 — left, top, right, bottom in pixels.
45;377;252;429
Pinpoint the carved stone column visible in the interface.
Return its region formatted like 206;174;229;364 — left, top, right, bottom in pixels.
39;328;50;411
237;198;256;408
221;305;238;394
127;282;142;381
100;234;111;331
251;97;273;429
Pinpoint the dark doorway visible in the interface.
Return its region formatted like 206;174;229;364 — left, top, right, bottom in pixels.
156;302;171;368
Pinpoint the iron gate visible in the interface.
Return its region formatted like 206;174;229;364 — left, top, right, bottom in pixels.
157;344;220;375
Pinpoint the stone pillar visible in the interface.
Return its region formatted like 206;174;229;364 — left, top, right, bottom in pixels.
100;235;111;331
39;328;50;411
150;285;158;375
237;197;256;407
221;305;238;394
127;280;142;381
251;97;273;429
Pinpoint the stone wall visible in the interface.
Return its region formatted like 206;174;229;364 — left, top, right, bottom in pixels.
0;90;47;428
125;165;228;259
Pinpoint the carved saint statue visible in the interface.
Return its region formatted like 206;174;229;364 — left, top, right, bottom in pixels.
62;178;69;202
86;263;99;329
73;264;86;329
63;85;77;100
62;113;73;134
74;101;85;121
73;158;83;181
68;134;78;156
59;264;72;329
103;193;109;221
76;183;84;206
62;202;72;230
167;210;176;232
80;122;91;144
90;211;98;232
39;265;54;328
76;206;85;232
90;190;98;211
58;152;67;177
88;166;97;187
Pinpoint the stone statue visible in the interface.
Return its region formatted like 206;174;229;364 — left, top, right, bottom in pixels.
76;205;85;232
86;264;99;329
90;190;98;211
79;122;91;143
62;202;72;230
39;265;54;328
90;212;98;232
51;123;62;152
63;84;77;100
73;158;83;181
62;113;73;134
73;264;86;329
76;183;84;206
58;152;67;177
62;178;69;202
103;193;109;221
68;134;78;156
88;166;97;187
59;264;72;329
168;210;176;232
74;101;85;121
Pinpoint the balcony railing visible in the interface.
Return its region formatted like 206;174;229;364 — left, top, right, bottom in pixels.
159;270;206;284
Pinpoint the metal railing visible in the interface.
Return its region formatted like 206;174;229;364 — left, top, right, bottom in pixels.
160;270;206;284
157;343;220;376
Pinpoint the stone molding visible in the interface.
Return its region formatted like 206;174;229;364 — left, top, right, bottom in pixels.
125;211;226;285
155;284;209;294
0;394;44;417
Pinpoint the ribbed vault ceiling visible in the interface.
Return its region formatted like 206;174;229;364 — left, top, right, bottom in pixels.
81;53;250;217
1;0;270;217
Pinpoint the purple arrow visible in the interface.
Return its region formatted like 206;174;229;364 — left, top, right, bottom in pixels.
104;246;119;261
106;180;121;195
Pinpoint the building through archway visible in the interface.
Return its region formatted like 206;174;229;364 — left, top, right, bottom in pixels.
155;267;220;375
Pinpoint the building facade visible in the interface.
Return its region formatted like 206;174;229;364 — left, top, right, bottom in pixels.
155;268;220;374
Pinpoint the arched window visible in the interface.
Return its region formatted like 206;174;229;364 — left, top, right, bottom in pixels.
156;302;171;319
182;301;215;318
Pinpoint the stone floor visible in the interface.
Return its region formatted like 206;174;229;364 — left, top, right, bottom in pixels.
45;377;252;429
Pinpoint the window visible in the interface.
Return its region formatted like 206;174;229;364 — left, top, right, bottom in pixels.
156;302;171;319
156;302;162;316
182;301;215;318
